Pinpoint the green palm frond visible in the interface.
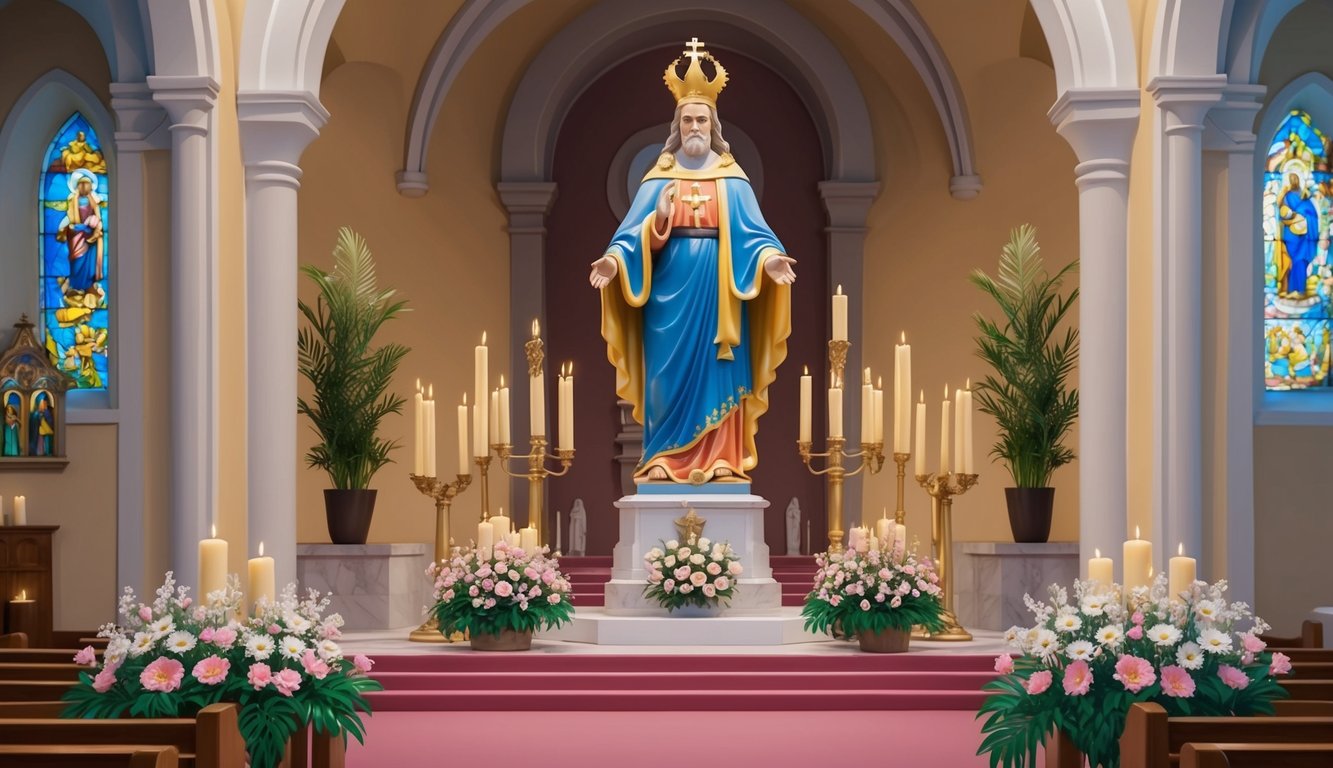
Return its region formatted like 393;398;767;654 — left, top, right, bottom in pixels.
970;225;1078;488
298;227;411;489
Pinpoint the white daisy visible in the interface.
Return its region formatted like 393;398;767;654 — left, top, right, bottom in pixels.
318;639;342;661
245;633;275;661
130;631;156;657
1095;624;1124;648
1147;623;1182;647
1194;600;1221;623
283;612;312;635
1032;628;1061;658
148;616;175;637
1197;628;1232;654
165;631;197;655
1065;640;1096;661
1176;641;1204;670
1080;595;1107;617
1055;612;1083;634
279;635;307;660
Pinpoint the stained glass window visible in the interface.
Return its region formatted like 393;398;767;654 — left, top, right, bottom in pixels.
38;113;109;391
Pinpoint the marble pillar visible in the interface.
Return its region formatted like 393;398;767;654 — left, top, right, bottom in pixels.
953;542;1080;631
296;543;430;629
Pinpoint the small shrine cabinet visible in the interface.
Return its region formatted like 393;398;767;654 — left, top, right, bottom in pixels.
0;316;71;469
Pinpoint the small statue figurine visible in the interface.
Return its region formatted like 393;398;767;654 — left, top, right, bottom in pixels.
785;497;801;555
569;497;587;556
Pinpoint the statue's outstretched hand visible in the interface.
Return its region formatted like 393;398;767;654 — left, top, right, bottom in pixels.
590;255;619;289
765;254;797;285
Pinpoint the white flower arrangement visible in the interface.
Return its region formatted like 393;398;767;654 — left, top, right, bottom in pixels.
642;535;742;611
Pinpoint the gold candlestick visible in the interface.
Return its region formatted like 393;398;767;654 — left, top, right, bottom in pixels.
475;455;493;521
893;452;910;525
495;436;575;542
913;470;979;641
407;472;472;643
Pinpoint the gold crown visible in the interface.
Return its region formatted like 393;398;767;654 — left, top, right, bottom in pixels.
664;38;728;108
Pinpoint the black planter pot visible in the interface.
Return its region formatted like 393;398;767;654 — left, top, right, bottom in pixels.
1004;487;1054;543
325;489;377;545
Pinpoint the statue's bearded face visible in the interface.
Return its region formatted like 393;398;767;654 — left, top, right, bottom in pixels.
679;103;711;157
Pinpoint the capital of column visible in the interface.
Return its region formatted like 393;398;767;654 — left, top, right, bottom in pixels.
110;82;169;152
498;181;558;235
1204;84;1266;154
818;181;880;232
147;76;220;135
1148;76;1227;134
237;90;329;190
1049;88;1140;173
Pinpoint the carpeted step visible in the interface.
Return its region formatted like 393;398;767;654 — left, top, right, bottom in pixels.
369;653;995;674
365;688;987;711
372;669;994;692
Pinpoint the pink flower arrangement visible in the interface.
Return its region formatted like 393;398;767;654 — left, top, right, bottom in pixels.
1217;664;1250;690
191;655;230;686
1025;670;1053;695
300;650;330;680
1270;652;1292;675
353;655;374;675
643;535;741;612
1160;665;1196;698
432;540;574;637
73;646;97;666
1062;660;1091;696
1113;655;1156;693
994;654;1014;675
92;665;118;693
140;657;185;693
248;662;273;690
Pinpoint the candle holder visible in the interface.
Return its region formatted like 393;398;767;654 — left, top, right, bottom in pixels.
892;452;910;525
798;438;885;551
474;455;494;521
913;470;979;641
494;436;575;543
407;471;472;643
828;339;850;388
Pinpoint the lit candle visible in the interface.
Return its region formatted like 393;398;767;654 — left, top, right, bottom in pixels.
894;333;911;452
799;365;812;443
499;377;511;445
474;333;489;451
1123;526;1152;594
939;386;951;475
490;388;500;448
12;496;25;526
425;385;436;478
507;531;521;548
520;525;539;552
414;380;424;476
198;524;227;603
490;510;510;545
1168;543;1196;603
894;522;907;555
832;285;848;342
914;391;926;475
530;319;545;437
873;377;884;445
875;509;893;548
954;387;963;473
12;589;32;603
861;367;873;445
1087;548;1114;588
457;394;469;476
247;541;276;611
828;384;843;438
558;364;575;451
961;381;974;474
476;520;494;551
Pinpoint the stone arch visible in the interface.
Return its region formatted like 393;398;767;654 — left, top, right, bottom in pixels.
238;0;346;93
1226;0;1306;85
57;0;153;83
144;0;219;80
1026;0;1138;91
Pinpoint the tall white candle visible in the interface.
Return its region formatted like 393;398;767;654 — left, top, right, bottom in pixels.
425;386;437;478
799;366;812;443
961;384;974;474
558;364;575;451
954;388;963;474
13;496;26;526
897;335;912;451
474;333;489;450
476;520;494;550
531;319;545;437
1123;527;1153;594
198;524;227;603
828;385;843;438
247;542;276;612
940;386;951;475
861;368;873;445
490;388;500;448
457;394;470;476
914;392;926;476
1087;548;1114;588
875;510;893;548
472;403;486;457
1168;543;1196;603
414;380;424;476
832;285;848;342
499;377;511;445
490;510;510;544
520;526;539;552
873;377;884;445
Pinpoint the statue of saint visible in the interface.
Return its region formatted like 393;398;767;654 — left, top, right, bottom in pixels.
568;498;587;556
1277;171;1320;299
590;39;795;485
785;497;801;555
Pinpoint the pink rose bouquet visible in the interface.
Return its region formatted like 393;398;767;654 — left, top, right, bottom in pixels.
642;534;742;612
431;540;574;640
61;572;381;768
801;546;946;639
978;576;1290;768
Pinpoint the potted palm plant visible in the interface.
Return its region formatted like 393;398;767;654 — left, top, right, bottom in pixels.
969;225;1078;543
298;227;409;545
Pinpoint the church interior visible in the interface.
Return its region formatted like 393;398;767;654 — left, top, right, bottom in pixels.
1;0;1332;765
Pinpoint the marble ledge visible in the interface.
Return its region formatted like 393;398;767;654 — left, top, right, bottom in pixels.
961;541;1079;556
296;543;431;557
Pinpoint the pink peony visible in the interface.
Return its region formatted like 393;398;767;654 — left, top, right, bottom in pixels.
547;593;561;604
179;597;192;609
267;623;282;635
1270;652;1292;675
1062;660;1092;696
1131;611;1144;626
494;581;513;598
1218;664;1250;690
542;570;556;585
73;646;97;666
248;663;272;690
301;650;330;680
138;605;153;623
1242;633;1267;654
1160;665;1196;698
1113;655;1156;693
1126;625;1144;641
272;668;302;697
212;627;237;648
92;666;118;693
140;657;185;693
1025;670;1053;695
191;655;230;686
713;576;730;591
353;655;374;675
199;627;215;643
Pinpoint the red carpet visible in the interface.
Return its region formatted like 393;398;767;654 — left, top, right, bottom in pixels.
561;555;819;607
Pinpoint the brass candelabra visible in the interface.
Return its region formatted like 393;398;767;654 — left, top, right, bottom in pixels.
892;452;910;525
913;470;979;641
493;437;575;541
798;338;885;551
475;455;493;521
407;471;472;642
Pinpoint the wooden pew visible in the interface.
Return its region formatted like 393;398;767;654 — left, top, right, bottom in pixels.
0;648;99;664
1282;648;1333;663
1273;699;1333;716
0;744;179;767
0;680;74;701
1179;742;1333;768
0;701;65;717
1119;702;1333;768
0;702;244;768
0;662;84;681
1282;679;1333;701
0;633;28;649
1260;619;1324;649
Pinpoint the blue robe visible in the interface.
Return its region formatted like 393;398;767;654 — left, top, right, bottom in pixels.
1282;189;1320;295
601;160;790;477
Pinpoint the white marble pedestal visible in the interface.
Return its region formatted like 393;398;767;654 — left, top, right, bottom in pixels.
602;492;781;616
952;541;1079;632
296;543;430;630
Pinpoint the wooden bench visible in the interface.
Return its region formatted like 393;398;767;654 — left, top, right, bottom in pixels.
1179;742;1333;768
1274;699;1333;716
1282;648;1333;663
0;662;84;681
1260;620;1324;649
0;648;100;664
0;703;244;768
1282;679;1333;701
0;680;74;701
0;744;179;767
0;633;28;649
1120;702;1333;768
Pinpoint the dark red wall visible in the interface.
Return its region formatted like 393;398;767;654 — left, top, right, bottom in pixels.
545;46;827;555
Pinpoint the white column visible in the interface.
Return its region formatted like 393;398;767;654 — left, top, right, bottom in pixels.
148;75;220;586
110;81;169;594
1203;85;1264;601
238;91;329;591
1148;76;1225;575
498;181;557;528
1049;90;1140;572
819;181;880;529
